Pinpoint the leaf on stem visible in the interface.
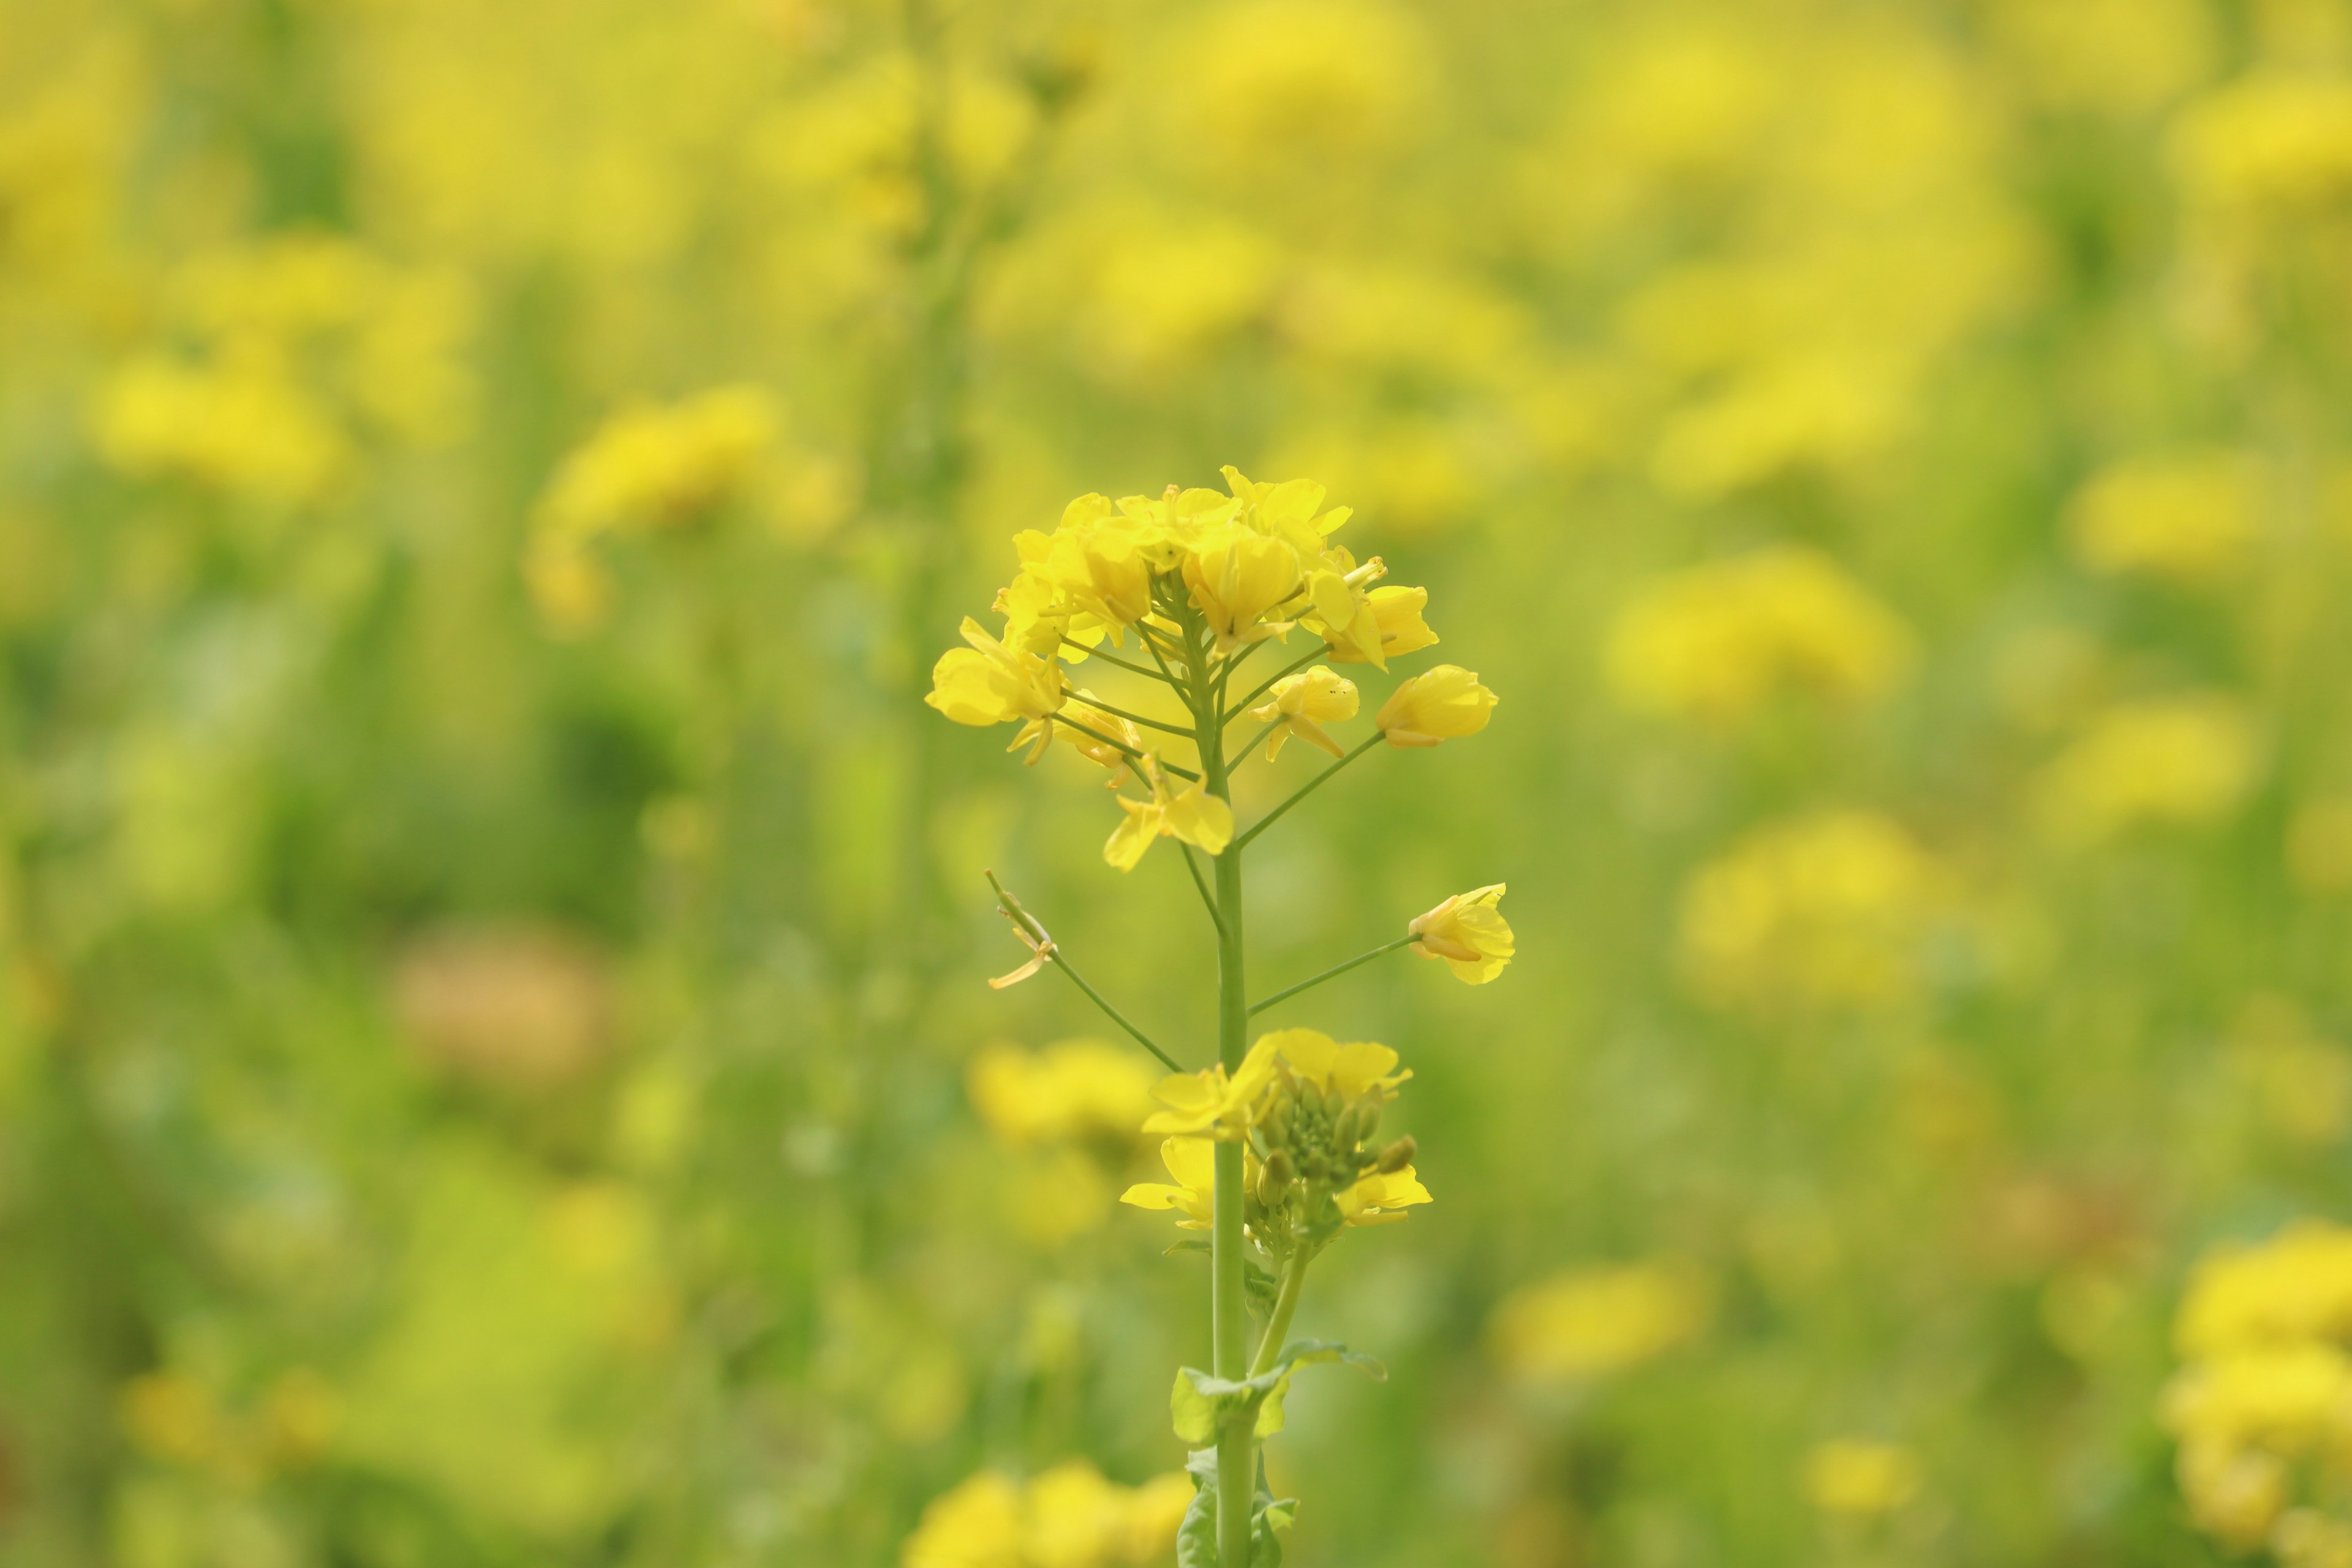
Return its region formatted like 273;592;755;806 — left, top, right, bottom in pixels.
1177;1446;1296;1568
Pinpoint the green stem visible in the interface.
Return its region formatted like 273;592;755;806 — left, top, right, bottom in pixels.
1224;645;1326;723
1191;603;1255;1568
1065;638;1181;686
1248;934;1419;1016
1181;846;1226;938
1078;695;1194;739
1055;715;1200;782
985;873;1182;1072
1249;1251;1313;1378
1232;731;1383;851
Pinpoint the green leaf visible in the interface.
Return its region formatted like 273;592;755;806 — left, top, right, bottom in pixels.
1164;1238;1212;1257
1274;1339;1387;1381
1175;1446;1297;1568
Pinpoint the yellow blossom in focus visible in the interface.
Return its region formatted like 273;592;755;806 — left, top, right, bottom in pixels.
1605;546;1911;723
1249;666;1359;761
966;1039;1156;1149
1105;758;1234;870
1803;1439;1923;1519
1679;811;1942;1013
1408;883;1513;984
1263;1027;1412;1104
1118;1135;1220;1230
2035;695;2261;845
537;385;780;538
2070;450;2260;584
1330;584;1439;666
1182;521;1304;651
901;1460;1189;1568
1376;663;1497;747
1333;1163;1432;1227
927;617;1068;740
1490;1261;1709;1382
1142;1034;1284;1139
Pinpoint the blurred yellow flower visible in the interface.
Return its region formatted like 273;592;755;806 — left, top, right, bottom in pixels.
1408;883;1514;984
1179;0;1429;170
1375;663;1497;747
1249;665;1359;761
1803;1439;1922;1519
902;1460;1189;1568
1490;1261;1709;1382
2173;75;2352;216
2175;1221;2352;1359
2288;799;2352;892
1679;811;1941;1013
966;1039;1157;1149
2035;695;2261;845
536;384;780;539
1606;546;1911;723
2069;450;2260;584
95;356;346;505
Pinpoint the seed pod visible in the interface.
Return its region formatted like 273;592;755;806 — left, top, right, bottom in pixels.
1375;1135;1417;1174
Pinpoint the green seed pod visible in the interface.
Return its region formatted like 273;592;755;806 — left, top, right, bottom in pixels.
1376;1135;1417;1174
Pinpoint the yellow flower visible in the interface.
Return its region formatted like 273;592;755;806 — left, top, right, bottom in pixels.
1044;694;1142;786
2174;1221;2352;1359
1262;1027;1412;1102
1490;1262;1711;1382
2069;450;2259;586
537;384;779;537
1035;494;1157;633
1375;663;1497;747
2035;695;2261;846
1182;522;1303;650
1248;666;1359;760
1334;1164;1431;1227
1803;1439;1923;1519
925;617;1068;746
1118;1136;1219;1229
1219;465;1354;557
1355;584;1439;663
1604;546;1911;722
1142;1035;1284;1139
901;1460;1190;1568
1408;883;1513;983
1104;759;1234;870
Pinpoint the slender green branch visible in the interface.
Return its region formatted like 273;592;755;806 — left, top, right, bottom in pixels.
1064;638;1179;687
1077;695;1194;739
1137;618;1193;695
1248;933;1419;1016
984;872;1182;1072
1181;845;1226;938
1055;714;1201;783
1232;731;1384;851
1224;645;1327;724
1249;1251;1314;1378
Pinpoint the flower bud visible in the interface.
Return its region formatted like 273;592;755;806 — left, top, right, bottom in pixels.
1354;1096;1381;1145
1375;1136;1417;1174
1258;1150;1294;1205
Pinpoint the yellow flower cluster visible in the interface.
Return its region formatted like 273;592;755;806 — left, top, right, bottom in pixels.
2070;450;2261;585
1678;811;1943;1014
2035;695;2262;846
925;469;1489;870
965;1038;1158;1150
120;1368;341;1482
2163;1222;2352;1555
1121;1028;1428;1240
1803;1439;1923;1520
1605;546;1911;723
901;1460;1192;1568
1488;1261;1710;1383
93;233;474;507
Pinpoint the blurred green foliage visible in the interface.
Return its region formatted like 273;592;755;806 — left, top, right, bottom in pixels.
7;0;2352;1564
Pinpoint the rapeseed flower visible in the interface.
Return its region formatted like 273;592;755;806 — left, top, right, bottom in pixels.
2070;450;2259;584
1118;1136;1221;1229
1490;1262;1710;1382
2035;695;2261;845
1376;663;1497;747
966;1039;1157;1149
1804;1440;1923;1519
1605;546;1911;722
1408;883;1513;983
927;617;1069;744
1141;1035;1285;1140
902;1460;1189;1568
1105;757;1234;870
1249;666;1359;760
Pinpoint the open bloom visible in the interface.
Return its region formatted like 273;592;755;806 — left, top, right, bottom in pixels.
1329;583;1439;666
1142;1035;1283;1139
1335;1165;1432;1227
1249;666;1359;761
1183;522;1303;649
1264;1028;1412;1104
1119;1136;1220;1228
1375;663;1496;747
1105;758;1235;870
925;616;1066;750
1409;884;1513;984
1050;695;1142;786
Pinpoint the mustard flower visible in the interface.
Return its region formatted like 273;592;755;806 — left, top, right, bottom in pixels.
1409;883;1513;983
1248;666;1359;761
1220;466;1354;558
1182;522;1305;651
1375;663;1497;747
1333;583;1440;666
1262;1027;1412;1104
1118;1136;1220;1229
1142;1035;1283;1139
1104;758;1235;870
925;617;1068;750
1489;1262;1711;1382
1804;1441;1923;1519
